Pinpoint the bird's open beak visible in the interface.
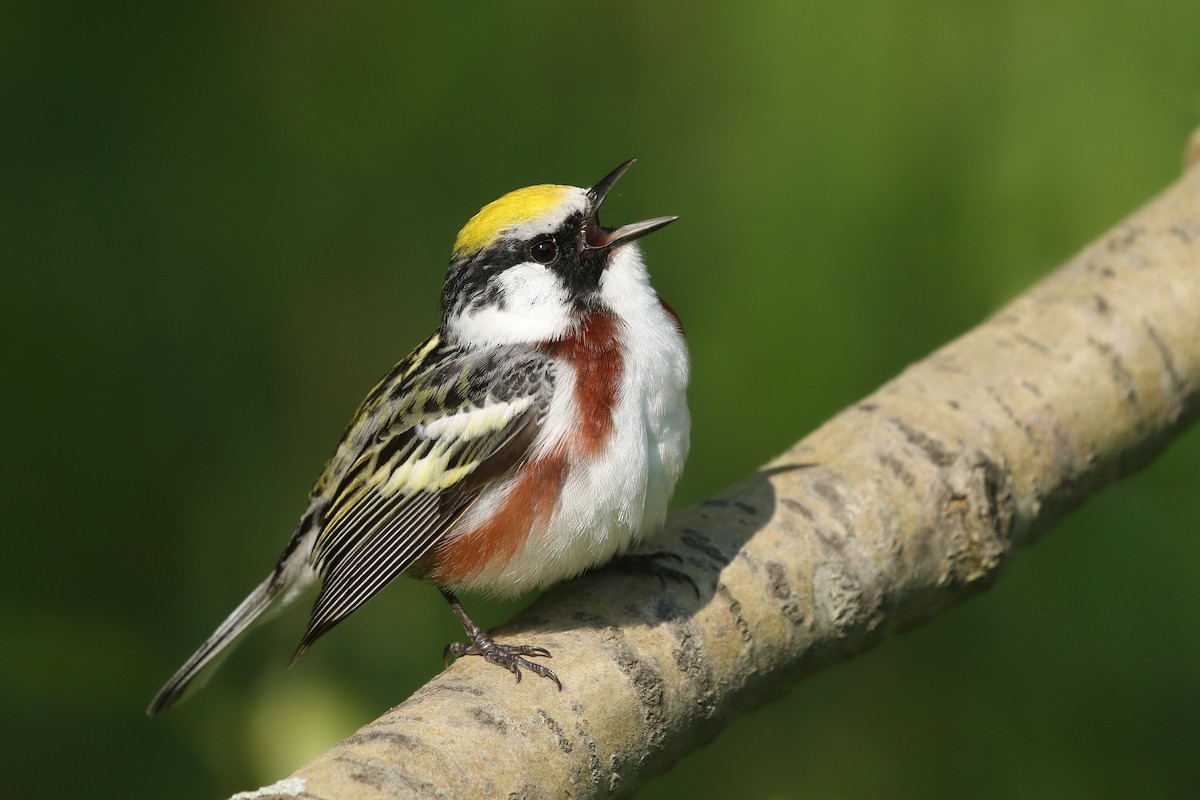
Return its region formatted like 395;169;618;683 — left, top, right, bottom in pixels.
585;159;678;250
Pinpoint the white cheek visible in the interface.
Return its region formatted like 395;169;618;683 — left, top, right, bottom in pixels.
445;262;573;346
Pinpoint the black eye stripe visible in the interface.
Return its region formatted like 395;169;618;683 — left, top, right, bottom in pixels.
443;211;589;317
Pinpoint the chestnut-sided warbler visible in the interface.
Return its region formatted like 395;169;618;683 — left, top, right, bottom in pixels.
148;160;690;713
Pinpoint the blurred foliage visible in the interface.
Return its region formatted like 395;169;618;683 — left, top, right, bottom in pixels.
3;1;1199;798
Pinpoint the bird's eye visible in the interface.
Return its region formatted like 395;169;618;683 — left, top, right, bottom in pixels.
530;238;558;265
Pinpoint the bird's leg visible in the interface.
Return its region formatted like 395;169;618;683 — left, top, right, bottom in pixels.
609;550;701;598
439;588;562;690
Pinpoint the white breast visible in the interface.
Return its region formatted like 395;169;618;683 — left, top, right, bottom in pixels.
457;244;690;597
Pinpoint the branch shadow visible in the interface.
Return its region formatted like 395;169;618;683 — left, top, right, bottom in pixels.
503;463;813;641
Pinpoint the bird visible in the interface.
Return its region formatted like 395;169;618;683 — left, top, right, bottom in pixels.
147;159;690;714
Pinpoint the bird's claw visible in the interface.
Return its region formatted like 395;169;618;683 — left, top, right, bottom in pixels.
444;637;562;690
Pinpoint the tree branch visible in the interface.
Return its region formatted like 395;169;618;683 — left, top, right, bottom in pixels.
242;136;1200;799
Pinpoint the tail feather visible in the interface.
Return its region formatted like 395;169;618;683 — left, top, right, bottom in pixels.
147;573;284;715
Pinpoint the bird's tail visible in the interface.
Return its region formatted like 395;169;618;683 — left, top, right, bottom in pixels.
147;572;290;715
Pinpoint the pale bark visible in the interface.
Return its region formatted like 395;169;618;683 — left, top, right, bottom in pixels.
241;135;1200;800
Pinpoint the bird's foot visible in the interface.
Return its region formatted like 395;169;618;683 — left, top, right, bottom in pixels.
444;633;562;690
611;550;700;598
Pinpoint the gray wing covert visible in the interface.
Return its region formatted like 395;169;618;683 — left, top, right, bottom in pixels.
295;343;555;655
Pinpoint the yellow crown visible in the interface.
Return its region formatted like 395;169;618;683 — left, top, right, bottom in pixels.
453;184;573;257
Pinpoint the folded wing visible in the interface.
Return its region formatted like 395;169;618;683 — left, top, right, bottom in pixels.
295;339;554;657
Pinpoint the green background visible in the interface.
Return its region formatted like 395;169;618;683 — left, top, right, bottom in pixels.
4;2;1199;797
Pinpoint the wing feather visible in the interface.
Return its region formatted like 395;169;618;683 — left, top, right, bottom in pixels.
293;339;554;655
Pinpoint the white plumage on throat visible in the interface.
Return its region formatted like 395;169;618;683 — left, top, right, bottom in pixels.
449;243;692;595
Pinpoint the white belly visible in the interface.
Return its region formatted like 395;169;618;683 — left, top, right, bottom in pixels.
460;300;689;595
